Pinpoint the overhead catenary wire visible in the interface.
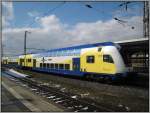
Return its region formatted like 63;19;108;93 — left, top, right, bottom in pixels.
26;47;49;51
2;2;66;56
84;2;124;17
84;3;124;21
25;1;66;28
84;2;135;29
119;1;132;11
23;2;66;54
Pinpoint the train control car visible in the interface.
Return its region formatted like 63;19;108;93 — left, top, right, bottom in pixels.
2;56;18;67
2;42;127;81
2;57;8;65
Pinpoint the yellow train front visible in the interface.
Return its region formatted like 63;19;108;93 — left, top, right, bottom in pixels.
3;42;127;81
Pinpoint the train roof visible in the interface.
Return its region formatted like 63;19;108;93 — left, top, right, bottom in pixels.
28;41;115;55
10;42;115;56
46;42;115;52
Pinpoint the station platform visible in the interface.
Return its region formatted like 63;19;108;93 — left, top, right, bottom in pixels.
1;74;64;112
1;85;30;112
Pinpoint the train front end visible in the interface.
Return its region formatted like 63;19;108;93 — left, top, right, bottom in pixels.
102;44;127;79
80;42;127;81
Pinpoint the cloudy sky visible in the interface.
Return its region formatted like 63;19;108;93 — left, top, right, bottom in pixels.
2;1;143;56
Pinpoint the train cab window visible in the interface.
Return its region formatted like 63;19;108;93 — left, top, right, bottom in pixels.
40;63;43;67
59;64;64;69
65;64;70;70
103;55;114;63
86;56;95;63
55;64;58;69
51;63;54;69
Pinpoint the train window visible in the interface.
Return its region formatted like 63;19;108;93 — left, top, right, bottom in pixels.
59;64;64;69
40;63;42;67
55;64;58;69
86;56;95;63
65;64;70;70
47;63;50;68
51;63;54;69
103;55;114;63
28;59;31;62
43;63;46;68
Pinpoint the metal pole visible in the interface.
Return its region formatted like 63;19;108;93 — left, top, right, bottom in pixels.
146;1;149;38
24;31;27;67
2;45;3;58
1;44;3;64
24;31;31;67
24;31;27;56
143;1;149;38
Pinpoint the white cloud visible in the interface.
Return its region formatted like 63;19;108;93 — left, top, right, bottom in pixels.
39;15;63;31
2;14;143;56
67;16;143;45
2;16;10;27
2;2;14;20
2;2;14;28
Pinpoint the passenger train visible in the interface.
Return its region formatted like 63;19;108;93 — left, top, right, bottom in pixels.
2;42;127;81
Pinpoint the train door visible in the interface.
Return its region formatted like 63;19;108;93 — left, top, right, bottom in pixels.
33;59;36;67
20;59;24;66
72;58;80;71
4;60;8;64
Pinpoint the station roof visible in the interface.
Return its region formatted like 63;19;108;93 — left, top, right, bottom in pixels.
115;38;149;53
115;38;149;44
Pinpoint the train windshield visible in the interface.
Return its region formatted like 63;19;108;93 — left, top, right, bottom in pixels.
103;55;114;63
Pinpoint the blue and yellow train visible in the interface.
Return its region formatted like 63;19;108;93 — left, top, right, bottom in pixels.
2;42;127;81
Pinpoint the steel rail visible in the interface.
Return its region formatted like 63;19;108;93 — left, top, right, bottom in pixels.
3;71;114;112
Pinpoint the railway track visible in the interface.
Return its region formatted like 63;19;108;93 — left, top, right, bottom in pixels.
2;66;149;89
3;71;115;112
17;67;149;88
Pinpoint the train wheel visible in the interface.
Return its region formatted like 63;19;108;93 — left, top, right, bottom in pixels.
84;74;91;81
105;77;112;84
